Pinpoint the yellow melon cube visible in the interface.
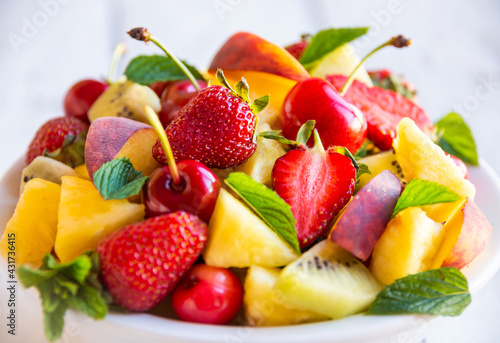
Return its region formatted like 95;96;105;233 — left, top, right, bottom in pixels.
370;207;445;285
0;179;61;266
54;176;144;263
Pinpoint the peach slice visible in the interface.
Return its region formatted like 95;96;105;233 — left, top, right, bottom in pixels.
209;32;309;82
85;117;160;180
431;198;493;270
329;170;401;261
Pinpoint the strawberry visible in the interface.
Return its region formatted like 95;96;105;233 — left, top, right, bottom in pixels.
153;70;269;169
327;75;432;150
368;69;417;99
26;117;88;167
97;211;207;312
285;34;311;60
270;127;356;248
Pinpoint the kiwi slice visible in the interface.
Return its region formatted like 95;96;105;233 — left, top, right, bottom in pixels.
274;240;383;319
20;156;79;194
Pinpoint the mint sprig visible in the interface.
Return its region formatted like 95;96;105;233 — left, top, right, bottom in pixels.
93;157;148;200
17;253;108;342
392;179;461;218
435;112;478;166
124;55;205;85
225;172;300;253
299;27;369;68
367;267;471;316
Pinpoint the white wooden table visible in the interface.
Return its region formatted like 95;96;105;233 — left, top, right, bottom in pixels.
0;1;499;342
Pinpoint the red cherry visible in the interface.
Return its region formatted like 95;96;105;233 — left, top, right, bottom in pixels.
159;80;207;127
282;78;367;153
285;39;309;60
142;160;221;222
64;79;107;124
171;264;243;325
149;81;172;98
446;152;469;179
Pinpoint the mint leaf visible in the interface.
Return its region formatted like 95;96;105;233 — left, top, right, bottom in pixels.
436;112;478;165
392;179;461;218
367;267;471;316
125;55;205;85
299;27;369;68
225;172;300;253
93;157;148;200
17;253;107;342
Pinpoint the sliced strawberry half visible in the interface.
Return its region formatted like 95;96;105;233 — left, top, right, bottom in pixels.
327;75;433;150
271;129;356;248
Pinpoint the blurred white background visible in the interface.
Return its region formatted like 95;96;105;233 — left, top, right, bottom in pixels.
0;0;499;342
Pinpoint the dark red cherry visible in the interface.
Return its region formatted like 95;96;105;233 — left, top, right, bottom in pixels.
159;80;207;127
64;79;108;124
281;77;367;153
172;264;243;325
143;160;220;223
149;81;172;98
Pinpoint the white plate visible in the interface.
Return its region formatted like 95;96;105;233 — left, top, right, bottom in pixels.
1;158;500;343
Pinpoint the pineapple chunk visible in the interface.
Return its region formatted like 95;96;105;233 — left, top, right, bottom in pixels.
370;207;445;285
234;123;286;187
74;164;90;180
203;189;299;268
0;179;61;266
54;176;144;263
244;265;327;326
309;44;373;86
393;118;475;199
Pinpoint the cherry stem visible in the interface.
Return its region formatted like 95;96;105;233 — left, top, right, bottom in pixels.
143;105;181;186
127;27;200;92
340;35;412;96
106;43;127;84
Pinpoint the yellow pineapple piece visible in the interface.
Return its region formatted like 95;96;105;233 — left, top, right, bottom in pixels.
203;189;299;268
54;176;144;263
309;44;373;86
0;179;61;266
74;164;90;180
393;118;475;199
244;265;327;326
370;207;445;285
216;70;297;129
234;123;286;187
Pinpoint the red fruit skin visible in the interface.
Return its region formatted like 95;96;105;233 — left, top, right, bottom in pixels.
153;85;257;169
97;212;207;312
149;81;172;98
25;117;89;165
64;79;107;124
285;40;308;60
327;75;433;150
446;153;469;179
143;160;221;222
159;80;208;127
172;264;243;325
329;170;402;261
282;78;367;153
272;147;356;248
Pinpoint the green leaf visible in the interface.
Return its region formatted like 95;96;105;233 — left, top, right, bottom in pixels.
356;163;371;182
67;285;108;319
392;179;461;218
259;131;304;149
44;253;93;285
367;267;471;316
353;140;371;159
17;266;57;288
299;27;369;68
124;55;205;85
224;173;300;253
234;78;250;103
43;302;68;342
296;120;315;146
333;146;359;169
435;112;478;165
250;94;270;114
93;157;149;200
369;72;417;99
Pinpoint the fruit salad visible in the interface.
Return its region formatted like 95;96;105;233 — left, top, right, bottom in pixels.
0;26;494;342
